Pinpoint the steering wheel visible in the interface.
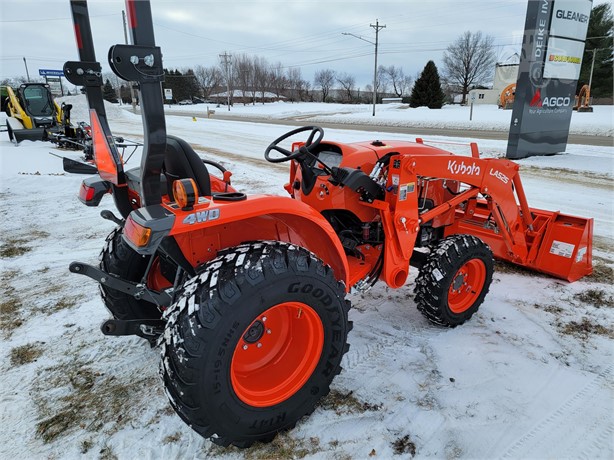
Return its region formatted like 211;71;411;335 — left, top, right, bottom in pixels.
264;126;324;163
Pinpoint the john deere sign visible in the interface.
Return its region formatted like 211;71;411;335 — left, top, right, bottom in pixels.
506;0;592;159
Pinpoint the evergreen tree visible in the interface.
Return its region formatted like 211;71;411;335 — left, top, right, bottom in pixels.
102;79;118;103
163;68;200;102
577;3;613;98
409;61;445;109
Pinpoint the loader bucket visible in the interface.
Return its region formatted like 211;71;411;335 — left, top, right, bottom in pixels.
527;209;593;282
11;127;48;143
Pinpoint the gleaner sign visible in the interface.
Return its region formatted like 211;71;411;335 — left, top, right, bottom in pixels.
506;0;592;159
555;9;589;22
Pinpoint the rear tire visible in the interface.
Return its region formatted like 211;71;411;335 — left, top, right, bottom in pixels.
99;226;169;320
160;241;351;447
414;234;493;327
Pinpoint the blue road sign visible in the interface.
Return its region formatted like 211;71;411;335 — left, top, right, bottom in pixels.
39;69;65;77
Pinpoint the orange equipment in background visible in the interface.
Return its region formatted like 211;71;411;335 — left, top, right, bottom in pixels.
574;84;593;112
499;83;516;109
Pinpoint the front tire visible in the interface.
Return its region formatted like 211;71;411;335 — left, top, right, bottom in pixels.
160;241;351;447
414;234;493;327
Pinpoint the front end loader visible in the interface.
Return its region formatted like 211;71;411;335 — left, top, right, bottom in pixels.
65;0;593;448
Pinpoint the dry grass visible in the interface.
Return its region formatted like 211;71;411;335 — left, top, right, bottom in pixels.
0;240;31;258
244;434;320;460
392;434;417;456
559;317;613;340
0;231;49;258
533;303;564;315
80;439;94;454
33;361;157;443
162;432;182;444
574;288;614;308
318;389;382;415
0;297;23;336
49;295;84;314
586;260;614;284
10;343;44;366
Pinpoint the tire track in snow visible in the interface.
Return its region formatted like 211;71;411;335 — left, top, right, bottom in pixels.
501;365;613;459
342;336;398;373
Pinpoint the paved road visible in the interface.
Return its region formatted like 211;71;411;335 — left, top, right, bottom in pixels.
159;109;613;147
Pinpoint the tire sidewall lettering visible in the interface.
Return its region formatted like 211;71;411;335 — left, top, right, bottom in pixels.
288;281;332;306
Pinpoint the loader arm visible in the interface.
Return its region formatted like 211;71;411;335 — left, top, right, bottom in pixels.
392;153;592;282
5;86;30;127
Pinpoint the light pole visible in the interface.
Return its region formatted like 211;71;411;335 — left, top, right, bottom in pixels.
342;19;385;116
579;47;607;111
23;57;30;81
586;47;608;95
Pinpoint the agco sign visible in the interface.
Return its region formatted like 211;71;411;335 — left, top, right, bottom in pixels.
529;89;571;108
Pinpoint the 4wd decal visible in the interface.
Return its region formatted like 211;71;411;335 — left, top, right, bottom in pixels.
182;208;220;225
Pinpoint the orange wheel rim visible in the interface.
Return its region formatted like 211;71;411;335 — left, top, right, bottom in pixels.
231;302;324;407
147;257;172;291
448;259;486;314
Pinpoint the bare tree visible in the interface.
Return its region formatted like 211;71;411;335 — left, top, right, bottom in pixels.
336;72;356;103
194;65;223;99
442;31;496;104
254;56;273;104
314;69;336;102
286;67;305;102
233;54;255;105
375;66;389;100
271;62;287;101
380;65;412;97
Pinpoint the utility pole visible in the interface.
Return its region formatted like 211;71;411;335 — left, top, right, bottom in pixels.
23;57;30;81
342;19;385;116
586;47;608;94
122;10;138;111
219;52;232;111
370;20;385;116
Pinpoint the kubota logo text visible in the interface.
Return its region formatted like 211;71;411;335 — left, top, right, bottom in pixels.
530;89;571;108
447;160;480;176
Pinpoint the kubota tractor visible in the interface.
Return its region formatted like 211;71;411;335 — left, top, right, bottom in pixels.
65;0;593;448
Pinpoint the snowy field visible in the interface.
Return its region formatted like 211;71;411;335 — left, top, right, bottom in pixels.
161;100;614;136
1;98;613;459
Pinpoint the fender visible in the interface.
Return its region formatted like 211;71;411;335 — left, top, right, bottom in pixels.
125;195;350;289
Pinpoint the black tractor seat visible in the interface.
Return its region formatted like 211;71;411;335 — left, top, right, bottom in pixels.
163;135;212;199
162;135;246;202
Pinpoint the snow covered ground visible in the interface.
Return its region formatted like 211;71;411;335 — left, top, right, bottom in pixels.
161;100;614;136
1;99;613;459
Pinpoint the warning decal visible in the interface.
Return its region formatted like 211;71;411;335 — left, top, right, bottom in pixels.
549;240;575;258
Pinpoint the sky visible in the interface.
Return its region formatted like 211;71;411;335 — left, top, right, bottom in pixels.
0;0;603;90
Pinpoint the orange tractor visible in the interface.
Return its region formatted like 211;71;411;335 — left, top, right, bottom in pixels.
65;0;593;448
